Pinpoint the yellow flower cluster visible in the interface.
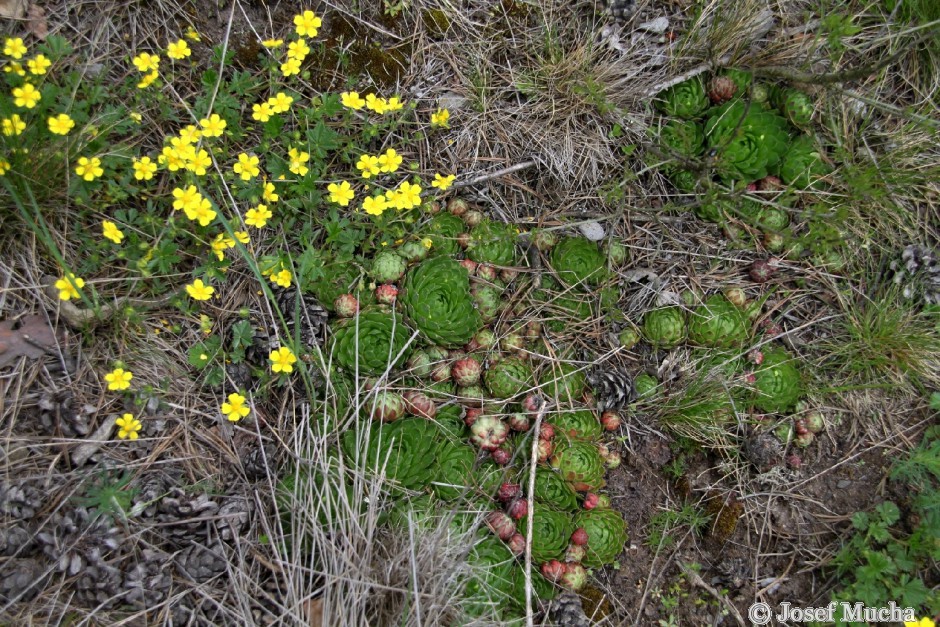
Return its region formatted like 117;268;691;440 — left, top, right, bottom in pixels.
339;91;406;114
132;51;160;88
172;185;217;226
362;181;424;216
252;92;294;122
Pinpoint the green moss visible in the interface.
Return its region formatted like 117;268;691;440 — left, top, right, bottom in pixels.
422;8;451;36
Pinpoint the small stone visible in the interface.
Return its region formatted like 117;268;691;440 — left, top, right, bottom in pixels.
578;221;606;241
638;17;670;34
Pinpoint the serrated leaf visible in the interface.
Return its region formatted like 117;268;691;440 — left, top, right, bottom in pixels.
230;320;253;351
851;511;870;531
875;501;900;526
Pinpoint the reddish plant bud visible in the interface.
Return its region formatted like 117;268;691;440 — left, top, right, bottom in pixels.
724;287;747;308
525;320;542;341
600;411;621;431
794;419;809;436
744;373;757;384
447;197;469;216
508;413;530;432
560;562;588;591
571;528;589;546
375;284;398;304
603;450;622;470
595;494;612;508
427;200;441;214
334;294;359;318
805;412;825;434
539;423;555;441
403;390;437;419
583;493;599;510
750;258;776;283
746;182;759;192
747;349;764;365
540;560;566;582
507;533;526;555
757;175;784;192
464;407;484;426
795;431;815;448
430;362;452;383
786;453;803;469
497;483;521;503
507;498;529;520
476;263;497;282
486;511;516;541
565;544;587;563
470;416;509;451
491;447;512;466
537;438;553;463
499;268;519;283
463;210;484;227
457;232;471;249
452;357;482;387
460;259;478;274
522;394;544;413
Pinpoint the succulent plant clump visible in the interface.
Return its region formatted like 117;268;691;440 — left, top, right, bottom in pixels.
330;309;413;375
655;77;709;119
520;507;576;563
642;306;687;348
633;373;658;399
342;418;441;490
550;237;608;288
423;212;466;256
550;409;603;440
467;220;517;266
704;99;790;183
485;357;533;399
540;361;587;402
774;87;814;128
550;439;607;492
780;136;830;189
687;294;749;348
658;119;705;158
400;257;482;347
532;468;581;511
708;75;737;104
370;250;408;283
751;347;803;413
574;507;629;567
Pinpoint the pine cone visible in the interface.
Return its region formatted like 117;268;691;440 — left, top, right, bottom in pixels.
156;487;220;539
176;542;228;582
240;441;276;480
130;473;174;518
35;507;122;576
225;360;255;391
605;0;637;22
588;367;635;411
549;591;592;627
38;389;95;437
0;525;34;556
214;496;253;542
274;288;329;351
0;481;42;519
123;549;172;608
0;557;47;602
74;560;124;607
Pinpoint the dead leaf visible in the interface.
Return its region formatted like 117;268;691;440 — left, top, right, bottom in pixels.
304;598;323;627
27;4;47;40
0;0;27;20
0;315;64;368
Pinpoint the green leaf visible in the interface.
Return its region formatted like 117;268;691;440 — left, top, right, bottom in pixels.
188;336;222;369
929;391;940;410
851;511;870;531
230;320;253;351
308;120;341;157
875;501;900;526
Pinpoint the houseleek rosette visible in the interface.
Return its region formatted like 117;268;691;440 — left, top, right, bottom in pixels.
550;438;606;492
467;220;517;266
484;357;533;399
688;294;749;348
330;308;413;375
423;212;465;256
550;237;608;288
520;507;575;563
532;467;580;511
705;99;790;182
575;507;628;567
643;306;687;348
551;408;603;440
752;347;803;413
658;118;705;159
433;440;501;501
341;418;440;490
655;77;709;119
773;87;814;128
400;256;481;347
780;136;830;189
539;361;587;402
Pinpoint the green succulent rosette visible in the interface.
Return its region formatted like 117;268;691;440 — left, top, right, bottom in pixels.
330;309;413;375
341;418;441;490
434;402;467;438
370;250;407;283
668;168;700;192
780;136;830;189
659;119;705;158
467;220;517;266
472;284;503;322
520;506;576;563
705;99;790;182
539;362;587;402
688;294;749;348
433;440;481;500
532;467;581;511
311;263;361;310
773;87;814;128
550;438;606;492
400;256;482;347
575;507;629;567
720;68;753;93
655;77;709;119
643;306;687;348
423;213;465;256
550;237;608;288
485;357;533;399
550;408;602;440
752;347;803;413
634;373;659;399
461;536;520;621
753;206;790;232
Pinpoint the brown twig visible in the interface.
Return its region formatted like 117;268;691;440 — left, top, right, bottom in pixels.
453;160;538;189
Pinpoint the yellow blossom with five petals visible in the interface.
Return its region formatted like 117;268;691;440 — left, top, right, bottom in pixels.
432;173;456;190
362;194;388;216
75;156;104;181
102;220;125;244
341;91;366;110
27;54;51;75
232;153;260;181
167;39;191;60
431;108;450;127
186;279;215;301
199;113;227;137
104;367;134;391
13;83;41;109
115;413;143;440
328;181;355;206
2;114;25;136
132;52;160;72
378;148;402;173
3;37;27;59
356;154;381;179
54;273;85;301
47;113;75;135
221;393;250;422
294;10;322;37
269;346;297;373
245;204;272;228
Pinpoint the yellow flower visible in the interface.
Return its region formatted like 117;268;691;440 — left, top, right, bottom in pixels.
137;70;159;89
294;10;322;37
2;114;25;136
185;197;217;226
176;125;200;144
432;173;456;190
0;159;10;176
280;57;301;77
159;145;186;171
356;154;381;179
221;393;251;422
341;91;366;110
272;268;292;288
129;112;142;123
245;204;272;228
199;113;227;137
252;101;274;122
396;181;423;209
104;367;134;391
364;93;387;114
262;39;283;48
210;233;236;261
185;148;212;176
287;38;310;61
115;413;143;440
102;220;124;244
27;54;51;75
378;148;403;173
132;52;160;72
431;108;450;127
185;26;201;41
269;346;297;374
262;182;279;203
234;230;250;244
75;156;104;182
172;185;201;212
268;92;293;114
132;156;158;181
12;83;41;109
905;620;936;627
186;278;215;301
328;181;355;207
385;96;404;112
233;153;261;181
3;37;27;59
47;113;75;136
421;237;433;249
167;39;191;60
362;194;388;216
54;273;85;301
288;147;310;176
3;61;25;76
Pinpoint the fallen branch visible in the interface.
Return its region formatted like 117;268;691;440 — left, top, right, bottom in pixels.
453;160;537;189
